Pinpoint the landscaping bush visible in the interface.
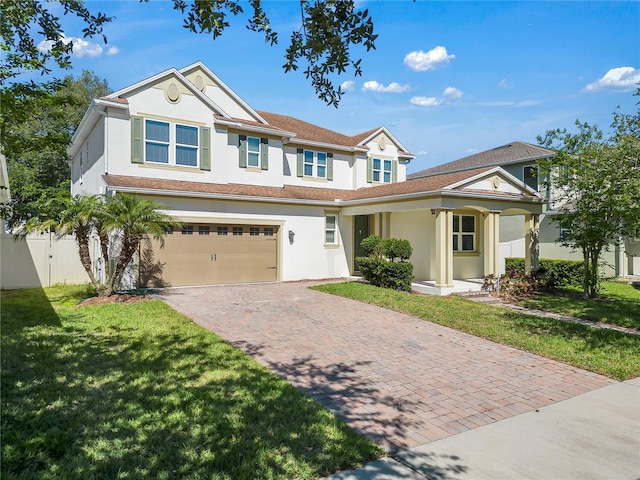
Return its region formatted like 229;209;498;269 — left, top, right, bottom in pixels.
356;235;414;292
505;257;584;288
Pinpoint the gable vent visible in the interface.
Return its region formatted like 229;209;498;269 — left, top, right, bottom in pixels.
167;82;180;102
194;75;205;92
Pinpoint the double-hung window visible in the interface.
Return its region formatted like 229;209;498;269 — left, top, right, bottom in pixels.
523;165;538;191
325;214;338;245
144;119;199;167
371;158;393;183
247;137;261;167
453;214;476;252
304;150;327;178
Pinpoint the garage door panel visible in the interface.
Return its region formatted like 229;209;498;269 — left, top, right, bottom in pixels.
142;224;278;287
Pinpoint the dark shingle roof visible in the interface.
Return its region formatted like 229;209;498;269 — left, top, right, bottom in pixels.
408;141;555;179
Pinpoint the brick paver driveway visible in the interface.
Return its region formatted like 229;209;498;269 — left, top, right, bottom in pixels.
160;281;613;452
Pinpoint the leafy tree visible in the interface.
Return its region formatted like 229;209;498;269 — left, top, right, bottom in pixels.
537;95;640;298
28;193;178;297
2;0;376;106
0;0;112;82
0;71;111;228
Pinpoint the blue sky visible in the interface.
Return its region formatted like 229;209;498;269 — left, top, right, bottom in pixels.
28;1;640;174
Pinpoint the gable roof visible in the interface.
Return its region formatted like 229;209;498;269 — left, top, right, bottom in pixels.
408;141;555;179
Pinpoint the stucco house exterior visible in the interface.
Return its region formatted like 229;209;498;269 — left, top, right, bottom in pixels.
69;62;544;292
409;142;639;277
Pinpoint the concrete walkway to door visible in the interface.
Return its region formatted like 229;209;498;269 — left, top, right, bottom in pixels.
159;281;614;452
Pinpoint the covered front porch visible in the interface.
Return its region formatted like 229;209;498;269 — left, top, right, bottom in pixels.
340;168;544;295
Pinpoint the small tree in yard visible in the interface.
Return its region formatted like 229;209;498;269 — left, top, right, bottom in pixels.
537;93;640;299
28;193;177;297
356;235;414;291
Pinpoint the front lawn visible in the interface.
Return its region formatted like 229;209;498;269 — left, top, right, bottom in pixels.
312;282;640;381
517;281;640;329
1;285;382;480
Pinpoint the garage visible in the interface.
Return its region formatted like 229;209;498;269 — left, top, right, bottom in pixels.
140;223;278;287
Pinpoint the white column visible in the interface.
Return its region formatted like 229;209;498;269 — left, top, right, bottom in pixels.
524;213;540;273
435;209;454;287
483;211;500;276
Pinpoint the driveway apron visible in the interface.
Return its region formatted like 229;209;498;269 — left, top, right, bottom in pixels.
160;282;614;452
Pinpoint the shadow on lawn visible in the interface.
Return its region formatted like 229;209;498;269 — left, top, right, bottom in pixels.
1;302;380;479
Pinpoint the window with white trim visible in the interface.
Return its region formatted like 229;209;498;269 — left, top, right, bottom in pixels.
247;137;260;167
372;158;392;183
145;119;199;167
304;150;327;178
325;214;338;245
453;214;476;252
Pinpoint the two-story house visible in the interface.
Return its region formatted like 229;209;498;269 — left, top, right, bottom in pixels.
409;142;639;277
69;62;544;293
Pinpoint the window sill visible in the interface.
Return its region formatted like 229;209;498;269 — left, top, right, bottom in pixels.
244;166;263;173
324;243;340;249
453;251;480;257
303;176;329;183
139;163;203;173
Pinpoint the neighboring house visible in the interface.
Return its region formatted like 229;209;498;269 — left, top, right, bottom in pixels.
68;62;544;293
409;142;639;277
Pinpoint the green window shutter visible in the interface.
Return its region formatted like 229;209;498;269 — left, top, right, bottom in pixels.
366;157;373;183
327;153;334;181
199;126;211;171
131;115;143;164
260;137;269;170
238;134;247;168
392;160;398;183
296;148;304;177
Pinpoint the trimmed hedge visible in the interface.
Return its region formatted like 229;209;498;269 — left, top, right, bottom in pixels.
505;257;583;288
357;235;414;292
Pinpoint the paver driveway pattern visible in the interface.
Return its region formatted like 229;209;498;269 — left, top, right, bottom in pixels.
160;281;614;452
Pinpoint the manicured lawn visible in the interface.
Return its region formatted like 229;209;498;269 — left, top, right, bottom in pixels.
1;285;382;480
312;282;640;381
517;281;640;329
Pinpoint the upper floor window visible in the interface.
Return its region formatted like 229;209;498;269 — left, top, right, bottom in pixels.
145;119;199;167
523;165;538;191
247;137;261;167
304;150;327;178
369;157;394;183
453;214;476;252
131;116;210;171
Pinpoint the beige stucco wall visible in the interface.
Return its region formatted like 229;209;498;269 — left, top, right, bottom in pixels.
389;210;433;281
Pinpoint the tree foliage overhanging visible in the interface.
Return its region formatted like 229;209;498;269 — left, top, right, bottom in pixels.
1;0;377;107
537;89;640;298
0;71;111;228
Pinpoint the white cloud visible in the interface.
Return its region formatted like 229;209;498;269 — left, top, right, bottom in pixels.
417;150;428;156
498;78;509;89
410;86;463;107
410;96;439;107
442;86;463;100
404;46;455;72
340;80;355;92
584;67;640;92
37;33;112;58
362;80;410;93
106;46;120;56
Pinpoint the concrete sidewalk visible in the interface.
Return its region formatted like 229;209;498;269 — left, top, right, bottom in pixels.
325;377;640;480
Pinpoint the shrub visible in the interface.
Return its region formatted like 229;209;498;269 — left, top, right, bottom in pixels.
505;257;584;288
356;235;414;292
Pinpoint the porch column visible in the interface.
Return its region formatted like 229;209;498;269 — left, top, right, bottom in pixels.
483;211;500;276
435;209;454;287
381;212;391;239
524;213;540;273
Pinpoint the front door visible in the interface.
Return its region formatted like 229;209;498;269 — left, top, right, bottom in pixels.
354;215;370;273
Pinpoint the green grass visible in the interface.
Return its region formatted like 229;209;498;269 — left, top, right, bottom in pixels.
312;282;640;381
1;285;382;480
518;281;640;329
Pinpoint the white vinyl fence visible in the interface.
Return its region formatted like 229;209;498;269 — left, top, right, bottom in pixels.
0;233;90;289
499;238;525;274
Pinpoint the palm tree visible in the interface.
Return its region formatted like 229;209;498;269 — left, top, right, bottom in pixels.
101;193;176;296
28;193;177;297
